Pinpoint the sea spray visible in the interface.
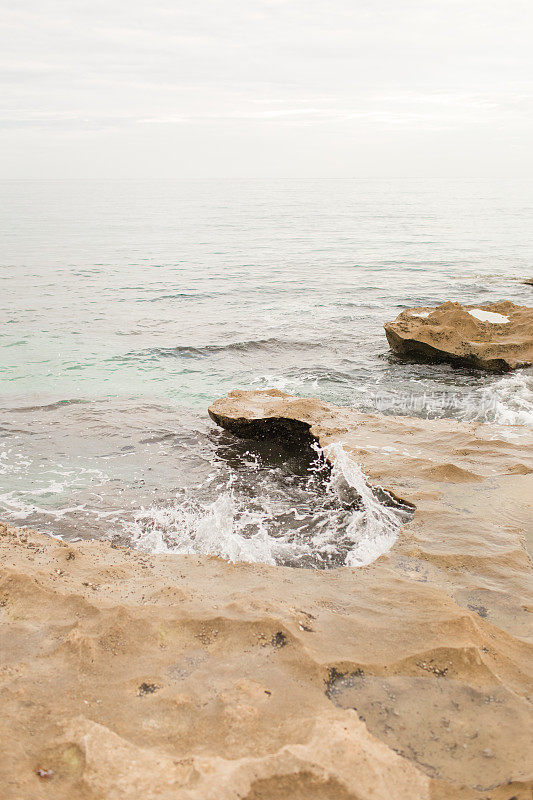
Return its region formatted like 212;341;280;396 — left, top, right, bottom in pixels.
324;442;409;567
125;492;280;564
470;371;533;426
122;443;412;569
357;370;533;427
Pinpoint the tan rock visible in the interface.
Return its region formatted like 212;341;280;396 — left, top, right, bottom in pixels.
1;390;533;799
384;300;533;370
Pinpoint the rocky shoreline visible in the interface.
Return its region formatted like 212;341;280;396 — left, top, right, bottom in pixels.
2;390;532;799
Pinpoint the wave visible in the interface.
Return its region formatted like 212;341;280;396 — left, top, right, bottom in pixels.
324;443;412;567
140;292;218;302
119;444;411;569
462;371;533;427
8;398;90;413
355;371;533;428
119;338;322;361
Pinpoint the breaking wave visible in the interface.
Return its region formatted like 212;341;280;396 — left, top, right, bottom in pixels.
470;371;533;426
356;370;533;428
119;338;322;362
120;443;412;569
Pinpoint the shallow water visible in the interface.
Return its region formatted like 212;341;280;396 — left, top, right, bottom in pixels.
1;178;532;565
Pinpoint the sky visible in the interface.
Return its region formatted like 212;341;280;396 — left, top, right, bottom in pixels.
0;0;532;178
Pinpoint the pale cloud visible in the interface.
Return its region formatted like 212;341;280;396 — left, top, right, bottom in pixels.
0;0;531;177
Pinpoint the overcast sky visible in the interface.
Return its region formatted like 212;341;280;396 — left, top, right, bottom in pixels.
1;0;532;178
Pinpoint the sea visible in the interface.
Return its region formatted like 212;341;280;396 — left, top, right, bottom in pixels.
1;178;532;567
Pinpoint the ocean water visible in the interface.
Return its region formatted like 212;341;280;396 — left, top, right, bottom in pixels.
1;178;532;566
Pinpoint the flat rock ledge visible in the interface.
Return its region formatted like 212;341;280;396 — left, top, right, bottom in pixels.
384;300;533;370
2;390;533;800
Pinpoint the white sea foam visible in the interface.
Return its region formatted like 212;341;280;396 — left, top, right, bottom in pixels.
0;454;109;526
124;493;281;564
122;444;408;569
472;371;533;427
362;370;533;429
251;373;320;393
324;443;405;567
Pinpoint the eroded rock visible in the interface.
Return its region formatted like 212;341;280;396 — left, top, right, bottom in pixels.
1;391;533;799
384;300;533;370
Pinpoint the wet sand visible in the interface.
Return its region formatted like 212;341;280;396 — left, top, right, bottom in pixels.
1;391;532;799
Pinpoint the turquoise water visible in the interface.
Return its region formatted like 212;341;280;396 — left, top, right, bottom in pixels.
1;178;532;561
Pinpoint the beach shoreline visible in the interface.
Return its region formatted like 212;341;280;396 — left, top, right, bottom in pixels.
1;394;532;799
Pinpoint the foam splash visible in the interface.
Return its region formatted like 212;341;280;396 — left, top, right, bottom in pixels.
469;371;533;427
359;371;533;428
122;443;410;569
0;451;111;530
324;443;408;567
124;493;280;564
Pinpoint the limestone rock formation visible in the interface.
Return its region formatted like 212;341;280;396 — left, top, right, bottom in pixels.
384;300;533;370
1;390;532;799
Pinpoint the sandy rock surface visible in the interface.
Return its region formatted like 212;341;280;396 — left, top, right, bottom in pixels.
2;389;533;799
384;300;533;370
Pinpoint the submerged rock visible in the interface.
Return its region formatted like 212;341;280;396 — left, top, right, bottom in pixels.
384;300;533;371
